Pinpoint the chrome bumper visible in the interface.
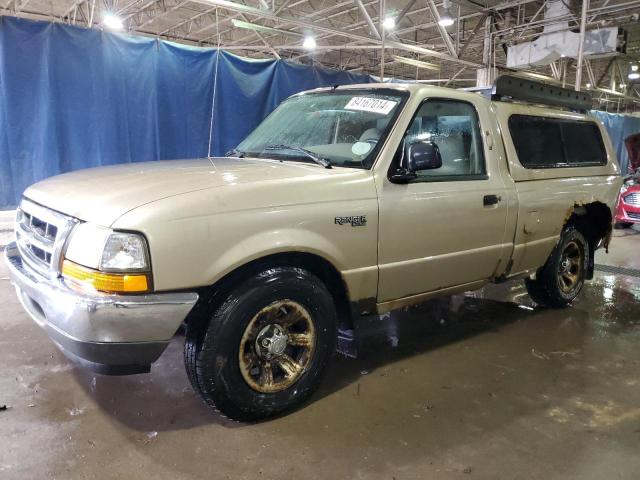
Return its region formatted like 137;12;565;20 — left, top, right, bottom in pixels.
4;242;198;375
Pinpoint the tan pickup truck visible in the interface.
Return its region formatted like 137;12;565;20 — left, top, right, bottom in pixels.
5;76;621;420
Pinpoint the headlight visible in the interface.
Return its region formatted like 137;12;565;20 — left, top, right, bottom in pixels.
101;232;149;271
63;223;151;294
64;223;112;270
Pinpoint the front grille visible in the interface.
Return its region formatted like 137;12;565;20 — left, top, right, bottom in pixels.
627;211;640;220
623;192;640;206
15;199;76;276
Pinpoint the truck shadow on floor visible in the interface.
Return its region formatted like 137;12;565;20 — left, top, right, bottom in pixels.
311;292;547;406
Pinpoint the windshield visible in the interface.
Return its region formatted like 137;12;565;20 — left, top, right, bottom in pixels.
236;89;407;169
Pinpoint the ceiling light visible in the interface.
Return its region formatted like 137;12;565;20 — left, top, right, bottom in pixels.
619;82;626;89
303;36;316;50
629;64;640;80
383;17;396;30
438;0;455;27
393;55;441;71
103;13;123;30
586;82;592;89
438;9;454;27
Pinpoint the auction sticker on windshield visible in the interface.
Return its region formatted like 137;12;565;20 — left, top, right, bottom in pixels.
345;97;397;115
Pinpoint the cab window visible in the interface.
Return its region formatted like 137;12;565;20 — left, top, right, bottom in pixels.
397;99;486;180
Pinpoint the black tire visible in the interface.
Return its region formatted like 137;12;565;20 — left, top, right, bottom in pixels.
614;222;633;229
524;225;589;308
184;267;337;421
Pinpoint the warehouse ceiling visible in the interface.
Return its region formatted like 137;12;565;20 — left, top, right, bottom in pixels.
3;0;640;110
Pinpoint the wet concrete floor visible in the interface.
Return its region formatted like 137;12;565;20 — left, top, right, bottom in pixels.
1;229;639;479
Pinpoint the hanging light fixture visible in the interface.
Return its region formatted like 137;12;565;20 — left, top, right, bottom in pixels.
383;17;396;30
103;13;123;30
438;0;455;27
302;36;317;50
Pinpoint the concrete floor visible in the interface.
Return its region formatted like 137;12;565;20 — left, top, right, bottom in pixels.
1;227;639;480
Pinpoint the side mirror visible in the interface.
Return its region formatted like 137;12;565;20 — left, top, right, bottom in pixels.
406;141;442;172
388;140;443;184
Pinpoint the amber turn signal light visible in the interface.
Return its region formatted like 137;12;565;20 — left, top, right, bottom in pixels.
62;260;150;293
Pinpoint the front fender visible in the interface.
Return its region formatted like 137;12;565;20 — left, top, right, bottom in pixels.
113;184;379;302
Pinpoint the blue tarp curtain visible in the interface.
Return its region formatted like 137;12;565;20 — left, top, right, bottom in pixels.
590;110;640;175
2;16;639;209
0;16;372;208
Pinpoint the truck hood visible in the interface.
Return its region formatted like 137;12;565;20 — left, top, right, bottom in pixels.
625;133;640;171
24;158;342;226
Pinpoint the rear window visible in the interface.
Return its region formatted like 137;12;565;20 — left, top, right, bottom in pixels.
508;115;607;169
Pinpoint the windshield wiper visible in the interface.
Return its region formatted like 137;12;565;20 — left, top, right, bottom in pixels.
225;148;245;158
264;144;332;169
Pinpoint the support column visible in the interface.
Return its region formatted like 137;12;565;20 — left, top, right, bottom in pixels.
476;15;492;87
575;0;588;91
380;0;385;81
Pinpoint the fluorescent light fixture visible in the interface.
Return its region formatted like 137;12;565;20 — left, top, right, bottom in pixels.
382;17;396;30
103;13;123;30
393;55;441;71
303;36;316;50
231;19;301;37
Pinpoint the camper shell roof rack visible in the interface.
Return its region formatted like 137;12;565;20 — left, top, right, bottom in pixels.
468;75;593;112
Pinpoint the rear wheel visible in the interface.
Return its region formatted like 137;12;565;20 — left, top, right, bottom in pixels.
524;225;588;308
184;266;336;421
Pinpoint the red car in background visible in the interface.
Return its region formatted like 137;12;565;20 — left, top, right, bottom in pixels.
614;133;640;229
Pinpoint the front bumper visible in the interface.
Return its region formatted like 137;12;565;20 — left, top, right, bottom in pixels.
614;191;640;224
615;203;640;224
4;242;198;375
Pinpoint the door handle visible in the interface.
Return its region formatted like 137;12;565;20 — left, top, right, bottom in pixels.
483;194;501;206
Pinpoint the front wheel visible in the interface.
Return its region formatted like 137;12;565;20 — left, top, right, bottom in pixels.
184;267;337;421
524;225;589;308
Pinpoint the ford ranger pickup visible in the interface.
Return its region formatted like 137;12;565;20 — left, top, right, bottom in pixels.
5;75;621;420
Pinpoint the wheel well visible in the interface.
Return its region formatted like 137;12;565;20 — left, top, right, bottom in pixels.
187;252;353;332
566;202;612;245
565;201;612;278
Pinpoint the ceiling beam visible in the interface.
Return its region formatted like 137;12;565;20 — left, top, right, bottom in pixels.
354;0;380;39
457;10;488;58
394;0;417;26
187;0;482;66
426;0;457;57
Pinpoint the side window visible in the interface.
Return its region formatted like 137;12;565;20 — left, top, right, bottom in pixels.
561;121;607;165
509;115;607;168
508;116;564;167
402;99;486;180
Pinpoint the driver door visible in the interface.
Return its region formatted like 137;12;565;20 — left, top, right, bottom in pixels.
376;96;510;303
